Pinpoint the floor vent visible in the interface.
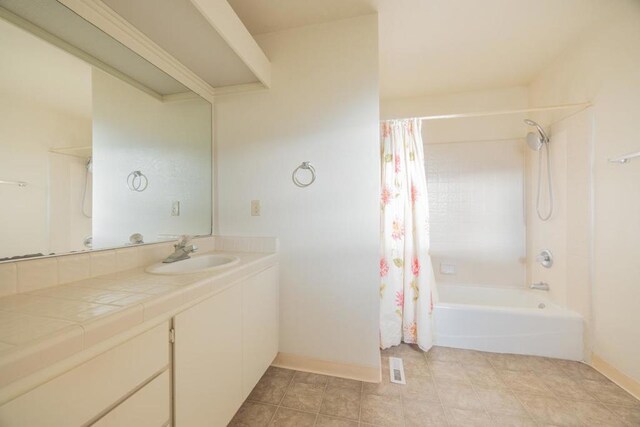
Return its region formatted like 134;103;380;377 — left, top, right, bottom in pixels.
388;357;406;384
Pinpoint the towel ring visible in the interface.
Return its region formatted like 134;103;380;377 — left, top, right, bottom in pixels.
292;162;316;187
127;171;148;192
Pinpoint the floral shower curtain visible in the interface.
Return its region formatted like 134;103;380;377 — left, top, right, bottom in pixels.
379;119;435;350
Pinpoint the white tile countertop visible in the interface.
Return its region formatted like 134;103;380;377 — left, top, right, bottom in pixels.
0;250;277;389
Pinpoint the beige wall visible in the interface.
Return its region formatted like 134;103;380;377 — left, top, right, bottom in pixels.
525;109;593;357
530;0;640;383
214;15;380;369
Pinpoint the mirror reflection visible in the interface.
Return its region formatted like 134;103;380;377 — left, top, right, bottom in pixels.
0;6;212;261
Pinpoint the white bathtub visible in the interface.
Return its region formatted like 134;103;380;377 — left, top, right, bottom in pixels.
433;285;584;361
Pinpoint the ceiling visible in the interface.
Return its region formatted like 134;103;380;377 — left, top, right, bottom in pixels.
228;0;621;99
101;0;258;88
0;0;188;95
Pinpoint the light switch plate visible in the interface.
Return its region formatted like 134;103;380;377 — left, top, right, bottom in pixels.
251;200;261;216
171;201;180;216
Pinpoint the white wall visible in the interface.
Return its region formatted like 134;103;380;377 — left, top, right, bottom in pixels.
214;15;380;369
92;69;212;249
427;140;525;287
530;0;640;383
382;87;528;288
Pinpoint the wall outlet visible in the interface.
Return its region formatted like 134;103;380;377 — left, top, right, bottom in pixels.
251;200;261;216
440;263;456;275
171;201;180;216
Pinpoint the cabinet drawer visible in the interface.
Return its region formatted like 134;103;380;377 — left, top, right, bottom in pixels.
93;370;170;427
0;321;170;427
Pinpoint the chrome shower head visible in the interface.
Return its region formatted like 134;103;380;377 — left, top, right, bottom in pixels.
524;119;549;150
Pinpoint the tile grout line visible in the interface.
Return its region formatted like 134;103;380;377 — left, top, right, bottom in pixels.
486;356;547;426
424;348;453;426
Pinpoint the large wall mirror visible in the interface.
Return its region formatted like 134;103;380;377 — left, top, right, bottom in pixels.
0;1;212;261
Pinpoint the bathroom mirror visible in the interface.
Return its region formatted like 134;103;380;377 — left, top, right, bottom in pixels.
0;1;212;261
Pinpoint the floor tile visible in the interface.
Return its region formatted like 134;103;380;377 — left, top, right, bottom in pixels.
518;393;584;426
320;386;361;420
580;378;640;407
486;353;531;372
556;360;608;382
436;381;484;410
456;349;493;367
292;371;329;385
280;382;325;412
403;396;448;426
489;413;537;426
326;376;362;392
401;356;432;378
606;404;640;426
362;373;403;397
229;401;277;426
444;407;493;426
315;415;358;427
402;376;439;401
540;373;596;401
464;365;505;388
360;394;403;426
571;400;627;426
248;374;292;405
425;346;463;362
430;360;470;384
269;407;316;426
474;385;528;416
497;369;550;396
265;367;296;380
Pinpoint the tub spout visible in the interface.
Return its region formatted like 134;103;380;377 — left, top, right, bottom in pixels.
530;282;550;291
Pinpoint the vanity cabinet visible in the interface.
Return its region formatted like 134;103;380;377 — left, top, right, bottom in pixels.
0;263;279;427
174;266;279;427
0;322;171;427
174;284;244;426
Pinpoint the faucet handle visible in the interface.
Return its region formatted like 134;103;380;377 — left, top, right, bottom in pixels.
176;235;192;247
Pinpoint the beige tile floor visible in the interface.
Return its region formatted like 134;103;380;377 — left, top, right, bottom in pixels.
229;344;640;426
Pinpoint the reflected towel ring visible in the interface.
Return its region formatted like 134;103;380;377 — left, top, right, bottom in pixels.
292;162;316;187
127;170;148;192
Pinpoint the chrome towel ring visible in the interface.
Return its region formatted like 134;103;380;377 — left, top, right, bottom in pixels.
292;161;316;187
127;170;148;192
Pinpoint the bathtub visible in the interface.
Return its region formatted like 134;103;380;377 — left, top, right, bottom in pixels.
433;285;583;361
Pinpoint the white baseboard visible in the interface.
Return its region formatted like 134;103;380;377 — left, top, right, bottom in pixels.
591;353;640;401
271;352;381;383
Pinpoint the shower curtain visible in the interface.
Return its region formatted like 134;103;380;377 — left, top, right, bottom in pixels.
379;119;435;350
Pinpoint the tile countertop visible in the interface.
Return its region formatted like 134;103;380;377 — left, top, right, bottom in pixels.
0;250;277;389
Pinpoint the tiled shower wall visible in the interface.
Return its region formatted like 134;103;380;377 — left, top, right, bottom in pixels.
425;140;526;287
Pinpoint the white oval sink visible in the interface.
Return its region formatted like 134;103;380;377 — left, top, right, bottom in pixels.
146;254;240;275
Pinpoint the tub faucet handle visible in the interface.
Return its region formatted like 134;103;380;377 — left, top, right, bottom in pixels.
530;282;550;291
536;250;553;268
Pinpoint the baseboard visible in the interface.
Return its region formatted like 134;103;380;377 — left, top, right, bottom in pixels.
591;353;640;400
272;352;381;383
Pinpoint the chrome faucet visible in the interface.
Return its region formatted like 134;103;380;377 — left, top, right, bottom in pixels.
163;235;198;263
530;282;550;291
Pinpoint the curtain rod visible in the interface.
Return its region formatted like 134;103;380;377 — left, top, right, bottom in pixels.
384;102;591;122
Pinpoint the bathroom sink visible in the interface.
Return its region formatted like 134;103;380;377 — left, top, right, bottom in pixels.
145;254;240;275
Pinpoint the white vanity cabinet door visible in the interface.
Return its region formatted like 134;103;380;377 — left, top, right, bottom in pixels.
242;266;279;397
0;322;170;427
173;285;243;427
92;370;170;427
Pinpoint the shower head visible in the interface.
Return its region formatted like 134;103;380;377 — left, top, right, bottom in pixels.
524;119;549;151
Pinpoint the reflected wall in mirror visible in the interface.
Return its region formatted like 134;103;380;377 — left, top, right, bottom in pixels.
0;2;212;261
